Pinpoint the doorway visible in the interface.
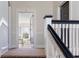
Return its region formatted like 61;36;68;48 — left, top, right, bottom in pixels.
60;1;69;48
17;12;33;48
61;1;69;20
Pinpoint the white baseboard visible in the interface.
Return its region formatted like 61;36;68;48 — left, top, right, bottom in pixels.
34;45;45;48
0;50;8;57
1;46;8;50
1;49;8;55
0;46;8;56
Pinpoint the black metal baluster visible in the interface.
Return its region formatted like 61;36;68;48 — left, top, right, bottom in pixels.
68;24;69;48
64;24;66;45
61;24;63;41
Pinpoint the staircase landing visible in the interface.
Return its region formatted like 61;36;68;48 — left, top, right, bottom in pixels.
1;48;46;58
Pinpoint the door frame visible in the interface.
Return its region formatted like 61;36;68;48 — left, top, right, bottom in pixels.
16;11;34;48
60;1;69;48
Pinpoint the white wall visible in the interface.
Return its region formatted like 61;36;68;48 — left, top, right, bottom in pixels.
69;1;79;20
52;1;59;20
10;1;53;48
0;1;8;55
52;1;67;20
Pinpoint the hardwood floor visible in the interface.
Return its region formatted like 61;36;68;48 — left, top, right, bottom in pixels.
1;48;46;58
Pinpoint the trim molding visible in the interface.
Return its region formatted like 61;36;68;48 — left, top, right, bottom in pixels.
0;46;8;56
0;17;8;27
34;45;45;48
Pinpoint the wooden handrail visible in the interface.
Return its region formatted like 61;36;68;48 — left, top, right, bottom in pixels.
52;20;79;24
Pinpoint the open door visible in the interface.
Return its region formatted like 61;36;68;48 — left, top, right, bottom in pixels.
17;12;33;48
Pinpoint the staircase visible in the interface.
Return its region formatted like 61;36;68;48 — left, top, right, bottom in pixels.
44;16;79;58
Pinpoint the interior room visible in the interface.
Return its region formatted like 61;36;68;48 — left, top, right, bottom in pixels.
0;1;79;58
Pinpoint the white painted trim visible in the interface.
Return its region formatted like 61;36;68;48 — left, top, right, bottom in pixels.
0;17;8;57
0;17;8;27
1;49;8;56
1;46;8;51
59;1;67;7
69;1;73;20
0;46;8;56
34;45;45;48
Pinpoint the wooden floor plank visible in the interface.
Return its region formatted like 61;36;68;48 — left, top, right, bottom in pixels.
1;48;46;58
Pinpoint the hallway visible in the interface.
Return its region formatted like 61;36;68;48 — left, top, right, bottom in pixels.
1;48;46;58
1;1;79;58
